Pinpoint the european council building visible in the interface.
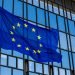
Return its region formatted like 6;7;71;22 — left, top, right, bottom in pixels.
0;0;75;75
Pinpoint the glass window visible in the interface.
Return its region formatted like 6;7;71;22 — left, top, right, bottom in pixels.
13;69;23;75
29;72;38;75
48;2;52;12
13;51;23;58
24;0;26;2
37;8;45;25
61;50;70;69
36;63;42;73
18;58;23;69
68;20;75;36
28;4;36;22
73;53;75;69
59;6;64;16
49;13;57;29
24;3;27;19
44;65;49;74
53;60;61;67
66;70;71;75
59;68;65;75
64;10;67;17
1;48;12;55
4;0;12;13
40;1;44;9
29;61;34;72
45;3;47;10
58;16;65;32
70;36;75;52
54;67;58;75
71;11;75;21
1;54;7;65
8;56;16;67
33;0;39;6
14;0;22;17
28;0;32;4
29;56;34;61
1;66;11;75
59;32;67;50
0;0;2;7
67;10;71;19
53;4;59;14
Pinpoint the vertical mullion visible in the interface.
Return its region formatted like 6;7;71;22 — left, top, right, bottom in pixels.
66;18;75;75
46;1;51;75
12;0;14;75
64;5;72;75
22;0;26;75
56;10;62;75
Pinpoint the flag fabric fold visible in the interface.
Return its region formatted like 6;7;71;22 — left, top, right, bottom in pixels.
0;7;62;62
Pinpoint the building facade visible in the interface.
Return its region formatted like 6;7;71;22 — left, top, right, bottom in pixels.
0;0;75;75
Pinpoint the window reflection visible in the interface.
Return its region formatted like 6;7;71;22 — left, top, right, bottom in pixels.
54;67;58;75
18;58;23;69
13;69;23;75
14;0;22;17
37;8;45;25
29;61;34;72
8;56;16;67
1;54;7;65
61;50;70;69
66;70;71;75
58;16;65;32
28;4;36;22
1;0;75;75
59;68;65;75
68;20;75;36
3;0;12;13
36;63;42;73
1;66;11;75
49;13;57;29
59;32;67;50
70;36;75;52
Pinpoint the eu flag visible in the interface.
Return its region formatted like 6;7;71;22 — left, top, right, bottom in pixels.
0;7;62;62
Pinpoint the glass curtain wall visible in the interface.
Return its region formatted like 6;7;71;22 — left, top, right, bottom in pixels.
0;0;75;75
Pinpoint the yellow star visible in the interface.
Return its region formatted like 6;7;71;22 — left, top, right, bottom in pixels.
17;44;21;48
37;50;41;54
33;50;36;54
39;44;43;47
24;24;28;28
25;47;29;51
10;31;14;35
37;35;41;40
12;26;15;30
17;22;20;27
11;38;16;42
32;28;36;32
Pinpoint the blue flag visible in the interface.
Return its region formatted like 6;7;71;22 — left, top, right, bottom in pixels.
0;7;62;62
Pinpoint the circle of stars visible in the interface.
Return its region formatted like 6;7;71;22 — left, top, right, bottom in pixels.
10;22;43;55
